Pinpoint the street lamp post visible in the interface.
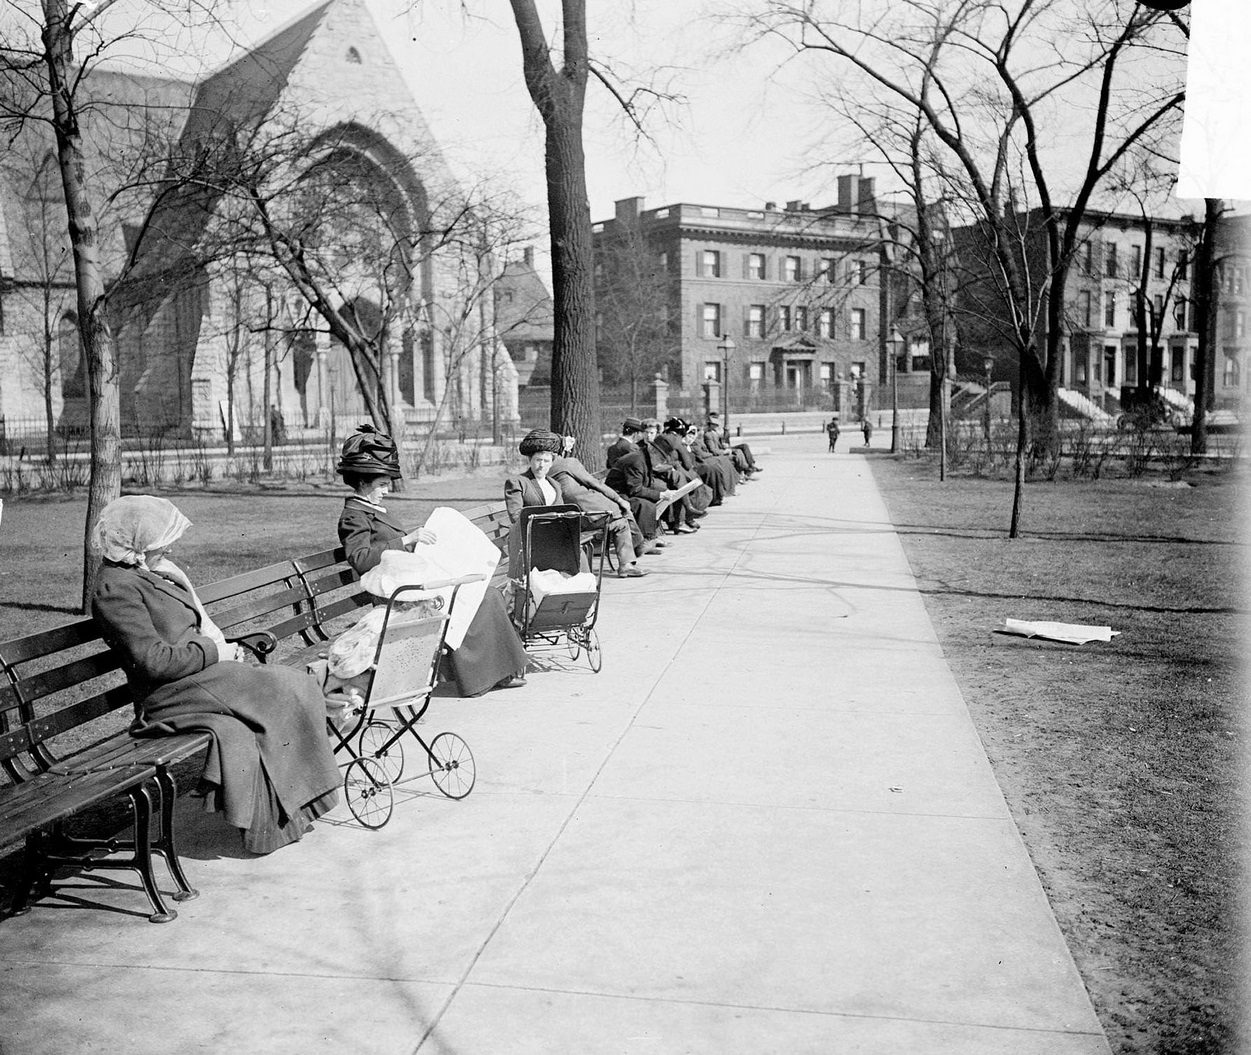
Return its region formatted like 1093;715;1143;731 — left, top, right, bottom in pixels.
887;328;903;453
717;334;735;435
983;354;995;448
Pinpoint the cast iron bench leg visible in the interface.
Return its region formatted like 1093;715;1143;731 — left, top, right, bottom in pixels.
152;769;197;902
128;783;177;923
6;829;49;917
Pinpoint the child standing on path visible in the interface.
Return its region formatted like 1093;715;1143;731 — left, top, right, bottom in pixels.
826;417;840;452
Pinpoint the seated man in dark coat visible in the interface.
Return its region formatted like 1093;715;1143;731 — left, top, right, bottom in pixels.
704;412;761;476
604;417;678;543
641;417;708;532
688;424;738;500
657;417;730;506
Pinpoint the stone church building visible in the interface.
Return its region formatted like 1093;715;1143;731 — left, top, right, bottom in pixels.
0;0;518;446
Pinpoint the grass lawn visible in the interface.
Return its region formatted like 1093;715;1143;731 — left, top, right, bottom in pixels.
867;453;1248;1055
0;473;508;639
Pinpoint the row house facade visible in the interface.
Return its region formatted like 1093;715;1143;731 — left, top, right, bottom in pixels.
1212;214;1250;412
593;176;894;412
952;206;1251;417
1058;209;1199;409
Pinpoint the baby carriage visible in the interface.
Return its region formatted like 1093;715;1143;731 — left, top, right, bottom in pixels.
513;505;609;672
326;576;483;829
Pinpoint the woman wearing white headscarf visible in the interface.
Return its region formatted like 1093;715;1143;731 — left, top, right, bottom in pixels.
90;496;339;855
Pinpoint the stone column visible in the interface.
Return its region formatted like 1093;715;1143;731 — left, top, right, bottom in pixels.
314;330;331;428
652;375;669;420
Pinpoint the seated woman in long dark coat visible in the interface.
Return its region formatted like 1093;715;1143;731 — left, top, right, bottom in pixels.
91;496;339;855
336;425;528;698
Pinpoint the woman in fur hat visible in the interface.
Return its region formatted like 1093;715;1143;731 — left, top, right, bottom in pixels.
336;425;528;697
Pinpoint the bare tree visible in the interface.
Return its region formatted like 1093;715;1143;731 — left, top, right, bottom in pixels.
506;0;605;466
740;0;1186;535
1;0;223;606
1;147;73;462
1189;197;1225;455
594;216;677;411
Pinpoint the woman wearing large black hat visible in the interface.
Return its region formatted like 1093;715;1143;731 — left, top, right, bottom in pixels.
335;425;528;696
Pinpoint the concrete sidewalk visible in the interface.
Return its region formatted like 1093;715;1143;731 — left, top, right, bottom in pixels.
0;434;1110;1055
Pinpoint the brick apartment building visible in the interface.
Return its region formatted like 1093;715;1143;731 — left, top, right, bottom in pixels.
593;176;902;417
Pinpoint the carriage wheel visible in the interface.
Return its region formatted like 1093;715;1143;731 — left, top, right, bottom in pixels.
428;733;476;799
343;757;394;829
566;627;583;659
584;628;603;673
358;719;405;783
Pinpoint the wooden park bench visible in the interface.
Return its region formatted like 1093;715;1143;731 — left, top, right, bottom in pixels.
0;499;519;925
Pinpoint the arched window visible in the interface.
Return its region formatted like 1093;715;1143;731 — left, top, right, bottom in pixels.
58;313;85;398
345;46;362;64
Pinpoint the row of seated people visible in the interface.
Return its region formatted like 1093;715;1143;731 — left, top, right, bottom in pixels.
84;422;760;857
503;417;762;580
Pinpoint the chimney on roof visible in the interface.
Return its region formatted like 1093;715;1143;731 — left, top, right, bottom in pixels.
858;178;876;216
764;201;777;211
522;246;534;268
615;196;644;223
785;199;803;212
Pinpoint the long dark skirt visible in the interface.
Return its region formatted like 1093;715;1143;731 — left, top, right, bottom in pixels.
133;663;340;855
442;588;529;697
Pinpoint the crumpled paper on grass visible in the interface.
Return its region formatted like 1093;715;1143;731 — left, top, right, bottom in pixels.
1002;619;1120;645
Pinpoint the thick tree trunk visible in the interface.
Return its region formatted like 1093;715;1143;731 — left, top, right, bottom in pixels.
42;0;122;611
509;0;602;471
544;104;601;469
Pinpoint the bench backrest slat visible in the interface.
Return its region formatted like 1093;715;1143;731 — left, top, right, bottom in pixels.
0;618;100;666
210;583;309;633
196;561;299;604
14;649;121;703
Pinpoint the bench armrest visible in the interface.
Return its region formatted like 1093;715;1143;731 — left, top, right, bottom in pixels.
231;631;278;662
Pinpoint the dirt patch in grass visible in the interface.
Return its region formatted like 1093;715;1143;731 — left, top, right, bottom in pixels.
868;454;1248;1055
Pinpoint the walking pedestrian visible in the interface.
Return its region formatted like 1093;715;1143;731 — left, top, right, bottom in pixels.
861;418;873;446
826;417;840;452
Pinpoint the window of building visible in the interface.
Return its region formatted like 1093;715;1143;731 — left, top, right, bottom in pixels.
749;362;765;381
1130;244;1142;277
1224;352;1240;388
701;302;721;338
821;257;836;283
850;308;866;341
784;255;801;282
1103;346;1116;386
1079;290;1092;328
1177;248;1188;279
817;307;833;338
658;251;668;271
704;360;722;382
1104;291;1116;328
700;250;722;278
1083;241;1094;274
819;362;832;383
1236;268;1245;295
1237;311;1246;339
1075;355;1088;385
1174;296;1188;329
779;305;792;331
746;304;765;338
1154;293;1164;321
1155;246;1165;278
1125;351;1139;386
1171;346;1184;382
747;252;766;280
1104;242;1118;278
851;361;866;381
795;306;809;330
